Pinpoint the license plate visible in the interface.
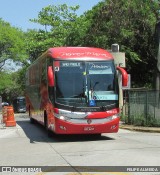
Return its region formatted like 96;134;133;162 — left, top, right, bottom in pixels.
84;126;95;131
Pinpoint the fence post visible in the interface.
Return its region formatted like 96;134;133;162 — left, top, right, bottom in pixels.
128;90;131;124
145;90;148;125
0;96;2;111
154;91;156;119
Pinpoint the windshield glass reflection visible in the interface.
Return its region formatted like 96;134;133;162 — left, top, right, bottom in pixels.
55;61;118;108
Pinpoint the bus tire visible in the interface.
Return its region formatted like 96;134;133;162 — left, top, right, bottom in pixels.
47;129;53;138
29;106;34;124
30;117;35;124
28;106;31;117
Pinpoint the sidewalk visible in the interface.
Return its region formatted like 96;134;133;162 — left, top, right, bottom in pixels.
120;123;160;133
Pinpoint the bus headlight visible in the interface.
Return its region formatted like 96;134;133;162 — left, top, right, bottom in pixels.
111;113;120;120
59;115;70;121
59;116;65;120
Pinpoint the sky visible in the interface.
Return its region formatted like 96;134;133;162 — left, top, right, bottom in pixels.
0;0;102;71
0;0;102;31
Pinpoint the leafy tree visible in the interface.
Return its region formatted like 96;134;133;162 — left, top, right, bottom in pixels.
15;66;28;93
0;18;28;70
0;71;23;104
81;0;159;87
66;2;105;46
25;1;160;88
26;4;80;62
25;29;47;63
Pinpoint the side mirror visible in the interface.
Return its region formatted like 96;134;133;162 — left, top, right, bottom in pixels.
116;66;128;86
48;66;54;87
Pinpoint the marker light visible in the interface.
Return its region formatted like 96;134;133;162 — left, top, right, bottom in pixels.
54;108;59;114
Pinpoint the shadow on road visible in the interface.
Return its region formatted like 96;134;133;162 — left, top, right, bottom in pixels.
16;115;115;143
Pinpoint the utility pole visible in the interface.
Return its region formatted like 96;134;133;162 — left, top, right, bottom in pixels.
155;19;160;91
0;96;2;111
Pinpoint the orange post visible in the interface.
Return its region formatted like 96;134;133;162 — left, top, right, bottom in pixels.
2;106;8;123
5;106;16;127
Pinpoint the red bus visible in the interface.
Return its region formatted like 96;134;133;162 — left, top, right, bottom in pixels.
25;47;128;135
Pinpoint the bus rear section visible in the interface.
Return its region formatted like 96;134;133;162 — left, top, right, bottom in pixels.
25;47;128;135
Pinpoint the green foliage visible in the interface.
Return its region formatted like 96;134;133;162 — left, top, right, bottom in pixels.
30;4;79;28
0;71;23;103
26;4;80;62
25;29;48;62
15;66;28;92
65;15;89;46
0;1;159;104
66;0;159;88
0;72;13;91
66;5;102;46
125;114;160;127
0;18;28;70
12;0;160;97
82;0;159;87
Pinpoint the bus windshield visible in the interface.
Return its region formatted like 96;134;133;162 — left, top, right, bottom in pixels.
55;61;118;110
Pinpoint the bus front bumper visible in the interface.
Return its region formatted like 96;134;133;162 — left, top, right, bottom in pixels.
52;117;120;134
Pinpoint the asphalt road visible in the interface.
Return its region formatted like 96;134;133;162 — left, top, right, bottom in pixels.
0;113;160;175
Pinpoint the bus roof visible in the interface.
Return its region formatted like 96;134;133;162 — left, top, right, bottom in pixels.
44;47;113;61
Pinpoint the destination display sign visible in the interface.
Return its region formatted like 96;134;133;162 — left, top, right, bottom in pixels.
61;62;82;67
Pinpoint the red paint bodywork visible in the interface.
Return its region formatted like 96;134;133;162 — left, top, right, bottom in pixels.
54;117;119;134
51;108;120;134
117;66;128;86
26;47;127;135
42;47;113;60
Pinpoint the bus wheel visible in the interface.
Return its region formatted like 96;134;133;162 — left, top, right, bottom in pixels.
47;129;53;138
28;106;31;117
29;107;34;124
30;117;35;124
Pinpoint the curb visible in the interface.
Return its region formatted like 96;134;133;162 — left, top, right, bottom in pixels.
120;124;160;133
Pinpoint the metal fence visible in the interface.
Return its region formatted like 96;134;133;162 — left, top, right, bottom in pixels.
122;90;160;126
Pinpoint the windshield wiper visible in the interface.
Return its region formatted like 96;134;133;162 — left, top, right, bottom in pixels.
93;82;99;89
